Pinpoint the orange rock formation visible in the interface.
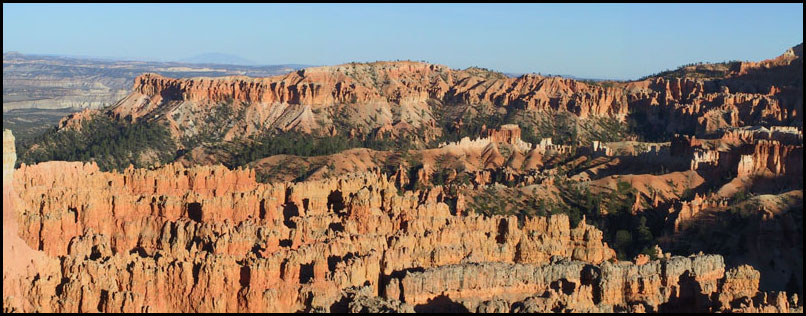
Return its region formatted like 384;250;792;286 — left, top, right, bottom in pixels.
6;44;804;313
3;126;796;312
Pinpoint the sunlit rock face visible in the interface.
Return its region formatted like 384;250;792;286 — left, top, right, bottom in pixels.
2;152;796;312
4;44;803;313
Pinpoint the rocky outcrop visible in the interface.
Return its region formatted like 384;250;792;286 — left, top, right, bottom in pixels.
121;65;632;125
57;108;99;130
3;130;61;313
669;194;729;232
2;52;300;112
5;133;801;313
690;149;721;171
3;130;14;189
486;124;533;151
390;254;790;313
736;140;803;177
30;44;798;173
99;59;797;143
734;43;802;77
532;138;574;155
8;157;620;313
6;44;803;314
722;126;803;145
487;124;522;144
591;141;612;156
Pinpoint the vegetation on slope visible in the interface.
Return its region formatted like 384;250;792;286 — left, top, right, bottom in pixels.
432;102;633;148
466;178;662;261
222;132;406;169
17;114;176;171
637;60;743;80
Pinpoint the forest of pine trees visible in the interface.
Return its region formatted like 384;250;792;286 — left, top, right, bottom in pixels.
17;114;176;171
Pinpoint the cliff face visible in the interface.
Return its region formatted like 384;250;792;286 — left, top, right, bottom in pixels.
3;130;61;313
104;62;639;143
4;149;794;312
736;140;803;177
121;63;632;120
93;46;800;146
2;52;305;112
6;45;803;314
486;124;524;144
395;255;792;313
7;150;620;312
27;44;798;179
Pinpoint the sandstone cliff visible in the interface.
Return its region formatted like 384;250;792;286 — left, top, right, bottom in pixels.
92;45;800;147
6;44;804;314
4;144;797;312
2;52;304;112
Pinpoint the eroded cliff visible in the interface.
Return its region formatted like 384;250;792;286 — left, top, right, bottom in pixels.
3;126;799;312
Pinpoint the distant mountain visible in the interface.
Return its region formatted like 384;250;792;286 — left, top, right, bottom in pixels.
180;53;257;66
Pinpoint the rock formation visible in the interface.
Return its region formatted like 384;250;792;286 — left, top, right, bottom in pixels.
53;44;792;146
5;44;804;313
3;130;61;313
2;52;302;112
736;140;803;177
3;134;798;312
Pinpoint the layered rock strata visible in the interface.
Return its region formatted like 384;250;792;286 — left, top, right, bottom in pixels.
3;140;796;312
50;44;798;146
393;255;792;313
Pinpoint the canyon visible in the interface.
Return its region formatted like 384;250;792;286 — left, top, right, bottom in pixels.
3;43;803;313
2;131;800;312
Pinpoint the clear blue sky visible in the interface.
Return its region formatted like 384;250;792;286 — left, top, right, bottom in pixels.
3;3;803;80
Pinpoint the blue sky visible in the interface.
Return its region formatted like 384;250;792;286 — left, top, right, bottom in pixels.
3;3;803;80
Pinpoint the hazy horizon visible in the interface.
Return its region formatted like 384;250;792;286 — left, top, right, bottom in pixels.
3;3;803;80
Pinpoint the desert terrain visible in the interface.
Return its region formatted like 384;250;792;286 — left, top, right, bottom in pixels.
3;44;803;313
